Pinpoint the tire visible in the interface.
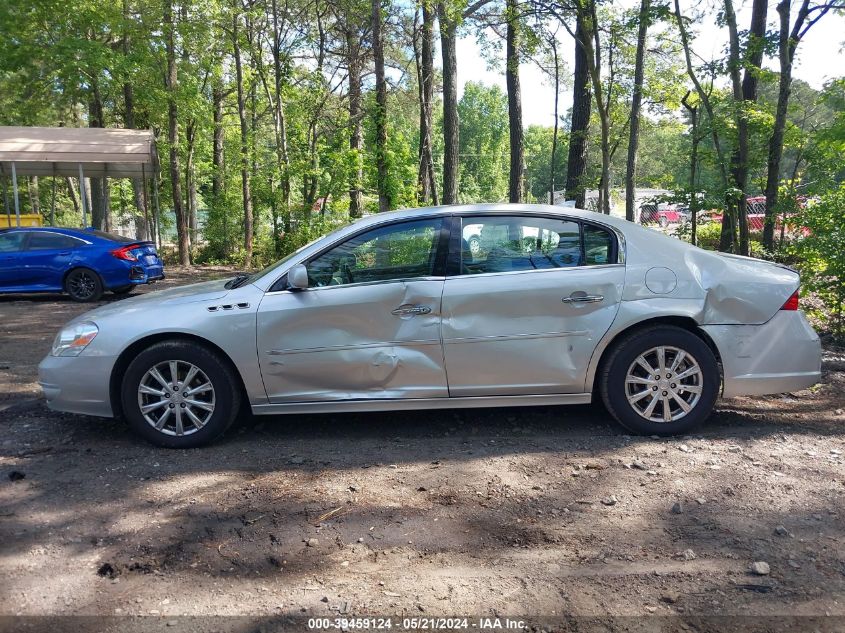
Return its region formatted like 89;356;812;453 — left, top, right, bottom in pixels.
468;236;481;256
658;216;670;229
111;285;135;295
121;340;242;448
600;325;720;436
64;268;104;302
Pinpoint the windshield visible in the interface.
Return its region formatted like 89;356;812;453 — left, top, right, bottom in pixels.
242;235;327;286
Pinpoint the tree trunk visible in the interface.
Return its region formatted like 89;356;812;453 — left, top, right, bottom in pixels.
372;0;390;212
505;0;523;203
211;80;228;250
723;0;767;255
438;2;459;205
65;178;81;215
763;0;825;249
122;0;148;240
232;10;254;267
681;91;700;246
347;27;363;218
270;0;291;232
549;34;559;204
28;176;40;217
186;121;198;243
164;0;190;264
564;11;591;208
625;0;650;222
88;84;107;230
579;0;610;213
416;2;437;205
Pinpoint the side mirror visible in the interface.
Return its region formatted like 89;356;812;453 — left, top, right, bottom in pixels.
287;264;309;290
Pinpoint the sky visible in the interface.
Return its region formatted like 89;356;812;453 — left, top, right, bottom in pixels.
453;1;845;128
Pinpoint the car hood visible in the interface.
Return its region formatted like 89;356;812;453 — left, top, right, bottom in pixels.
74;279;233;323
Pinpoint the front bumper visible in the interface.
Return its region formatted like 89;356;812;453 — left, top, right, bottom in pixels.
701;310;822;398
38;354;116;417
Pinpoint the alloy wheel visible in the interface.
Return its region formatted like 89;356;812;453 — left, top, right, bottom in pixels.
137;360;216;436
624;345;702;423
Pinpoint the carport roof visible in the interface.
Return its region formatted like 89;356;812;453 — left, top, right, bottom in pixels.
0;126;154;179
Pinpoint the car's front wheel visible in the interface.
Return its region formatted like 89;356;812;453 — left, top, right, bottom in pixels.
65;268;103;302
600;325;720;436
121;341;241;448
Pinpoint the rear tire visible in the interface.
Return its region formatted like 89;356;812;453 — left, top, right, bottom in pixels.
111;285;135;295
64;268;103;302
600;325;719;436
121;341;242;448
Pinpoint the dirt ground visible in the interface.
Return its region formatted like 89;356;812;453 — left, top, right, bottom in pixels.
1;268;844;632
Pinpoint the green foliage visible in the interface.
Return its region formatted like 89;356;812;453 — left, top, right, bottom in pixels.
791;184;845;338
458;82;509;203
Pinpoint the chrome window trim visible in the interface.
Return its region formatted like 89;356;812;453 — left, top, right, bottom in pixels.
451;212;625;276
22;230;91;248
445;263;624;281
266;214;451;293
264;275;446;295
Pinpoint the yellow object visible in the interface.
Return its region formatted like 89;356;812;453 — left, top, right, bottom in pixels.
0;213;42;228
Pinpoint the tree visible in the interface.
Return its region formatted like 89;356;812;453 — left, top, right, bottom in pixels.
723;0;767;255
763;0;844;249
505;0;524;202
624;0;650;222
564;9;591;207
164;0;190;265
372;0;391;211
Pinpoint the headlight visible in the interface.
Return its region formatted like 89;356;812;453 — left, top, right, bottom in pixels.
51;322;99;357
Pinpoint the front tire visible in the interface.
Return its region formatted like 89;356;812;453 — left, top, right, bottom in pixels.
65;268;103;302
121;341;241;448
600;326;719;436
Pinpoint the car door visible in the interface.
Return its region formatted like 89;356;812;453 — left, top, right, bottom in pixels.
441;214;625;397
0;231;26;289
256;216;449;402
19;232;84;290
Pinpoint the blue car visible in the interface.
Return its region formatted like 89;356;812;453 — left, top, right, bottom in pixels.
0;227;164;302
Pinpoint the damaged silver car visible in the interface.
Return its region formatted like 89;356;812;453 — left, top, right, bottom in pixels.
39;204;821;447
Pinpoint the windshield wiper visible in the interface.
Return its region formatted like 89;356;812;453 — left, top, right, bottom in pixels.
224;273;250;289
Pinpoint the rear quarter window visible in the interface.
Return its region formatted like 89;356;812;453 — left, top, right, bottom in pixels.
583;224;614;265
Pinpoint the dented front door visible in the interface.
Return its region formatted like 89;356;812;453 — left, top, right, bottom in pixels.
256;280;447;402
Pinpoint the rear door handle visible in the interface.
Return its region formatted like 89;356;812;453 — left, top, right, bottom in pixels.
391;304;432;316
562;293;604;304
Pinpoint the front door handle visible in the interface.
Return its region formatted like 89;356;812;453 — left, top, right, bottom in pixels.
562;293;604;304
391;304;432;316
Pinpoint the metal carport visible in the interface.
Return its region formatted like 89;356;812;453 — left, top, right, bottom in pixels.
0;126;159;244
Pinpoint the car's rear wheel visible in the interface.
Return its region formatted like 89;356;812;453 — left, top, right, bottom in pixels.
111;284;135;295
64;268;103;302
600;325;719;436
121;341;241;448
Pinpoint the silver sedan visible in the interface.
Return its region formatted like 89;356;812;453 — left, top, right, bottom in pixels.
38;205;822;447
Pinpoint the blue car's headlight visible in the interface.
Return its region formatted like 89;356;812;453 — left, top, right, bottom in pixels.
51;322;99;357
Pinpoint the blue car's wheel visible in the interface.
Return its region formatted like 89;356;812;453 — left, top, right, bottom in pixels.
64;267;103;302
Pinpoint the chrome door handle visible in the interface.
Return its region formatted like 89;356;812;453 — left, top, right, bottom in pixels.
391;304;432;316
562;293;604;304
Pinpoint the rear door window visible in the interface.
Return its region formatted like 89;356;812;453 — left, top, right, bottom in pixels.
0;232;25;252
454;216;616;275
26;233;83;250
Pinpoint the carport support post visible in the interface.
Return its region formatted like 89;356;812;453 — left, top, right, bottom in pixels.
50;163;57;226
10;161;20;227
78;163;88;228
